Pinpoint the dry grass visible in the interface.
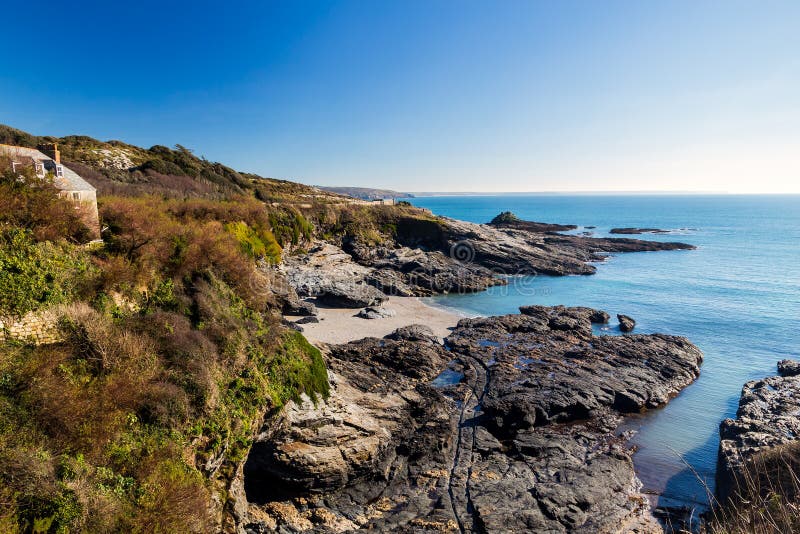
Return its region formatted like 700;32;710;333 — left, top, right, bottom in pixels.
705;444;800;534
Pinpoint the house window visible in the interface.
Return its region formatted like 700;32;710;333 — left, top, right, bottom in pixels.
34;163;45;177
72;192;80;201
55;165;64;177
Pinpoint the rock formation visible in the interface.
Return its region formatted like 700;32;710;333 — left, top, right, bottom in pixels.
281;215;695;301
717;360;800;502
610;228;670;235
242;307;703;532
618;314;636;332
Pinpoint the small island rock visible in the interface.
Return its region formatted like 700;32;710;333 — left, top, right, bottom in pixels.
618;314;636;332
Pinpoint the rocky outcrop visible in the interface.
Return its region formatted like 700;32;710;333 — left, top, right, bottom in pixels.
448;307;700;437
243;308;702;532
345;240;504;295
717;360;800;502
317;283;387;308
281;243;388;307
280;215;695;302
618;314;636;332
428;217;695;277
489;211;578;232
777;359;800;377
610;228;670;235
242;326;455;531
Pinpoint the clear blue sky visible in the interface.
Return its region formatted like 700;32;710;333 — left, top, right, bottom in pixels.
1;1;798;193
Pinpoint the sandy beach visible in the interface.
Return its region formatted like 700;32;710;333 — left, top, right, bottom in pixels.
288;296;465;345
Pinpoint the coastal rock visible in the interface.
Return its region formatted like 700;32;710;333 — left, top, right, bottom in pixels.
489;210;578;232
447;306;702;435
282;320;304;332
294;316;319;324
435;216;695;277
610;228;670;235
363;269;416;297
243;328;455;530
345;239;503;295
384;324;439;343
618;314;636;332
244;308;701;533
281;242;373;297
282;299;318;317
717;367;800;502
317;282;387;308
777;359;800;377
280;213;695;306
356;306;396;319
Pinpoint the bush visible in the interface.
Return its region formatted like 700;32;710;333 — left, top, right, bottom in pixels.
225;221;282;264
0;156;92;243
0;229;92;316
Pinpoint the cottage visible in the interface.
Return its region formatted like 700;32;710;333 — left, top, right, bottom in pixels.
0;143;100;239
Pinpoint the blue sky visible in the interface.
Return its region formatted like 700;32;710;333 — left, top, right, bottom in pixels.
1;1;798;193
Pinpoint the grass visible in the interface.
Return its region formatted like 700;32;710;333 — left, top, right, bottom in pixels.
705;444;800;534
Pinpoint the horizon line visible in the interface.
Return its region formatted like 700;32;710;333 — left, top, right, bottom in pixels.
395;190;800;196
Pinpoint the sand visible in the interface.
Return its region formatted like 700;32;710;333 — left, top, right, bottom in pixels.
288;296;465;345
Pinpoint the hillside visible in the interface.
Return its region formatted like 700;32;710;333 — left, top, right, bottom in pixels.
316;186;413;200
0;124;348;203
0;125;440;532
0;125;698;533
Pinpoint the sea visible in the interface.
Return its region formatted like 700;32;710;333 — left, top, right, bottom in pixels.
410;194;800;511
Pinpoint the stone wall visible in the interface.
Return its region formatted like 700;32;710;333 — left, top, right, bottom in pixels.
0;307;63;345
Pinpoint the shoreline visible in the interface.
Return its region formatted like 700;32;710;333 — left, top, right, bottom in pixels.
287;296;467;345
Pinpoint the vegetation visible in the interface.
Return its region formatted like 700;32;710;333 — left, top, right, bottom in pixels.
490;211;520;224
0;123;459;532
705;445;800;534
0;229;92;317
0;165;330;531
0;124;349;203
0;155;92;243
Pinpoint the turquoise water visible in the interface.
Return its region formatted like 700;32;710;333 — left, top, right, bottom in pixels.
411;194;800;509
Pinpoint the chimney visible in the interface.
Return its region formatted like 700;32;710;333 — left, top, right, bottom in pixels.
53;143;60;164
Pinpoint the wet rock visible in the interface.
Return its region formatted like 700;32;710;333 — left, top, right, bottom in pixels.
448;306;702;434
777;359;800;377
295;316;319;324
618;314;636;332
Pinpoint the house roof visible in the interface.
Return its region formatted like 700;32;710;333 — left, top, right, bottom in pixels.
0;144;96;192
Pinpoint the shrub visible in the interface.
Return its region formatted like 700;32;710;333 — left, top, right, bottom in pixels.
267;330;330;406
0;156;92;243
225;221;282;263
0;228;92;317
